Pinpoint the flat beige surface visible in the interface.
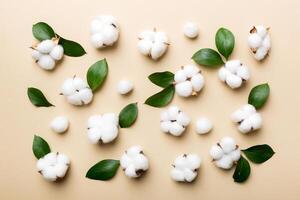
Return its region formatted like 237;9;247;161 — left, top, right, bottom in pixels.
1;0;300;199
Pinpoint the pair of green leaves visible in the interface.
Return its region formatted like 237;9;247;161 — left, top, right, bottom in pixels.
32;22;86;57
233;144;275;183
192;28;234;67
32;135;51;159
248;83;270;109
145;71;175;107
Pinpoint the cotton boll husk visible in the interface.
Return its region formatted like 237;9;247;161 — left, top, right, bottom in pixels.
137;40;152;55
50;45;64;60
31;49;42;60
169;122;184;136
174;70;187;83
215;155;233;169
218;67;229;82
220;137;236;154
50;116;69;133
191;74;204;92
196;117;213;134
225;74;242;89
230;149;241;162
236;65;250;80
150;42;167;60
78;88;93;104
37;55;55;70
87;128;101;143
176;112;190;127
91;33;104;48
61;78;76;96
175;81;193;97
210;145;224;160
117;80;133;94
36;40;55;54
225;60;241;73
67;93;83;106
248;33;262;49
160;121;171;132
168;106;180;120
254;46;268;61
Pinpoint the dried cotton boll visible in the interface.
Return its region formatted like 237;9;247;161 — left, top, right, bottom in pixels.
210;137;240;170
170;154;201;182
160;106;190;136
248;25;271;61
90;15;119;48
137;29;169;60
37;55;55;70
196;117;213;134
50;116;69;134
36;152;70;181
117;80;133;95
120;146;149;178
61;77;93;106
87;113;119;144
174;65;204;97
183;22;199;39
218;60;250;89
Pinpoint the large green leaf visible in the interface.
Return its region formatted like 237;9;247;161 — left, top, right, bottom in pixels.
148;71;174;88
32;135;51;159
86;159;120;181
87;59;108;91
32;22;56;41
248;83;270;109
192;48;224;67
145;85;175;107
233;156;251;183
119;103;138;128
242;144;275;164
215;27;235;60
59;37;86;57
27;87;54;107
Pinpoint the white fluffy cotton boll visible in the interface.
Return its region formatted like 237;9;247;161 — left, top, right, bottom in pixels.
49;45;64;60
50;116;69;134
210;145;224;160
248;33;262;49
215;155;234;170
90;15;119;48
31;49;42;61
36;39;55;54
175;81;193;97
225;74;242;89
219;137;237;154
160;106;190;136
248;25;271;61
36;152;70;181
61;77;93;106
196;117;213;134
171;154;201;182
137;29;169;60
120;146;149;178
37;55;55;70
183;22;199;39
117;80;133;95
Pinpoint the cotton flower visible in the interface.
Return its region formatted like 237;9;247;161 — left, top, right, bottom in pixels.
218;60;250;89
90;15;120;48
120;146;149;178
196;117;213;134
117;80;133;95
210;137;240;170
183;22;199;38
170;154;201;182
31;38;64;70
248;25;271;61
174;64;204;97
50;116;69;133
36;152;70;181
87;113;119;144
61;76;93;106
137;29;169;60
231;104;262;133
160;106;190;136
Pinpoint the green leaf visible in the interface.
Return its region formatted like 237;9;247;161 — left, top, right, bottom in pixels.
32;135;51;159
59;37;86;57
233;156;251;183
119;103;138;128
145;85;175;107
32;22;56;41
242;144;275;164
86;159;120;181
215;27;235;60
248;83;270;109
192;48;224;67
87;59;108;91
27;87;54;107
148;71;174;88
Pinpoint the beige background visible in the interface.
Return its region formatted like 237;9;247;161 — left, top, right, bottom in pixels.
1;0;300;199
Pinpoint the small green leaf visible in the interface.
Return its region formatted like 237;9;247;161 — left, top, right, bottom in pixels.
242;144;275;164
86;159;120;181
32;22;56;41
148;71;174;88
215;27;235;60
119;103;138;128
27;87;54;107
87;59;108;91
248;83;270;109
233;156;251;183
32;135;51;159
145;85;175;107
59;37;86;57
192;48;224;67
